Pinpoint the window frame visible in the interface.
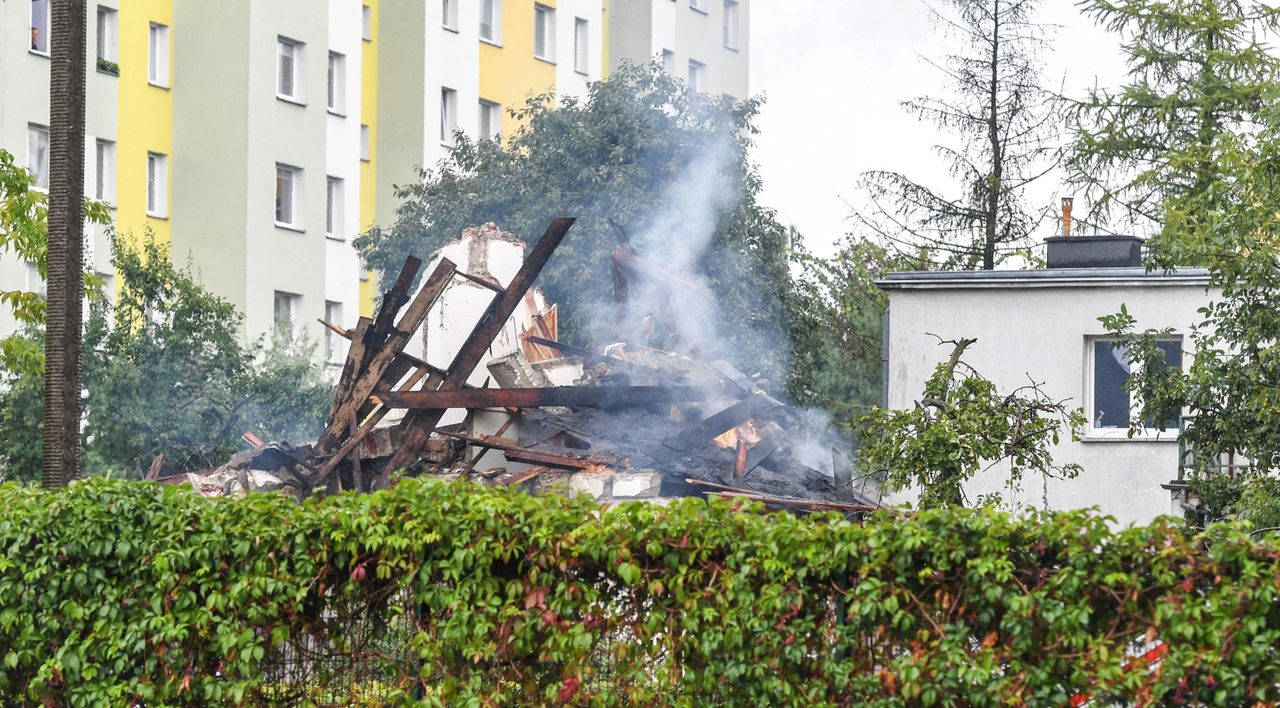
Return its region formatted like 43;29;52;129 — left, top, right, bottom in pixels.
277;37;304;104
533;4;555;62
327;51;346;115
440;87;458;145
479;0;502;44
478;99;501;141
96;5;119;68
27;123;50;192
573;17;589;75
722;0;740;50
148;22;169;88
360;124;370;162
1083;335;1184;441
442;0;459;31
146;152;167;218
324;300;345;363
95;138;116;204
325;175;344;240
687;59;705;92
690;0;708;14
361;5;372;41
273;291;300;344
30;0;51;56
661;49;676;75
274;163;303;230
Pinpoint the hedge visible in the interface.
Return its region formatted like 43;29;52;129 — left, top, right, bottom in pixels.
2;479;1280;705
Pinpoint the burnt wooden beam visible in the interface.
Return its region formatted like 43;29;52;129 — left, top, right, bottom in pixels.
685;478;877;513
374;385;701;410
325;317;373;431
381;218;576;479
370;255;422;337
650;393;784;461
455;269;504;293
503;448;615;471
317;258;457;451
742;429;786;477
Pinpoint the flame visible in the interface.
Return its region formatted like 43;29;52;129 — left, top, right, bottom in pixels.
713;421;761;450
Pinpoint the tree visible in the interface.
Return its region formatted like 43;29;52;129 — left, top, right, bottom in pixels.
785;236;926;428
44;0;89;487
0;234;333;482
856;337;1084;509
357;62;795;385
0;149;109;377
1099;113;1280;528
852;0;1059;270
1067;0;1280;249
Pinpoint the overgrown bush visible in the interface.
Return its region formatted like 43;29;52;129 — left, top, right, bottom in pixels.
2;478;1280;705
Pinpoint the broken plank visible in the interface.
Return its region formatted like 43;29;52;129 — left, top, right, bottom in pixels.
370;256;423;338
375;385;702;410
324;317;374;436
504;466;552;487
649;393;783;461
685;478;877;513
381;218;576;479
741;429;786;477
504;448;616;471
455;269;504;293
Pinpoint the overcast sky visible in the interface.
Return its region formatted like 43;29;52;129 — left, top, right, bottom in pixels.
749;1;1130;257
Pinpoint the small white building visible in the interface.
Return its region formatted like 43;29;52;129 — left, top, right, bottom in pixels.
879;236;1212;526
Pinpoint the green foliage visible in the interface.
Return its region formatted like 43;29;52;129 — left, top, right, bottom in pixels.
785;236;915;426
0;148;110;375
0;234;333;480
5;478;1280;704
857;339;1085;509
1068;0;1280;239
1098;111;1280;527
356;62;795;384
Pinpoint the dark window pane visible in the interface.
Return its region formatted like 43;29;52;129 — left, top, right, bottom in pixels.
1093;341;1130;428
1152;340;1183;429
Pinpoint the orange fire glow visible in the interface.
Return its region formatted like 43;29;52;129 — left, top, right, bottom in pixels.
713;421;762;450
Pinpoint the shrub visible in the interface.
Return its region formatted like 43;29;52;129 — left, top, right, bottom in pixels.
1;478;1279;705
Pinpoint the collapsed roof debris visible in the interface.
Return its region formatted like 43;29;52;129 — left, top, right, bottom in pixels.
166;219;878;515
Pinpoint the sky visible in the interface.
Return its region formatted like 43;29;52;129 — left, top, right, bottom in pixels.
748;1;1131;258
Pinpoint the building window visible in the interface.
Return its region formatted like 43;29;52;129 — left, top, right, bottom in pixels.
148;23;169;87
325;301;344;362
277;38;304;102
25;262;46;297
361;4;372;41
723;0;739;49
96;6;118;68
687;59;705;92
690;0;707;12
442;0;458;30
30;0;50;54
480;0;501;43
146;152;167;217
26;124;49;191
94;138;115;204
274;291;299;343
573;17;589;74
533;4;555;61
661;49;676;75
360;124;370;161
275;164;302;228
327;51;345;114
479;99;501;140
440;87;457;144
326;176;344;239
1088;338;1183;435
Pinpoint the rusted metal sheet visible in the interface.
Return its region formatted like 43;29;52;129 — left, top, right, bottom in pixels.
375;385;702;410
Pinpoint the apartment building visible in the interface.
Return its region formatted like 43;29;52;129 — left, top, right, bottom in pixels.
1;0;749;359
609;0;748;99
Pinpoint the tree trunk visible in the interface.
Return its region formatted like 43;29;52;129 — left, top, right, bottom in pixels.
43;0;87;488
983;0;1002;271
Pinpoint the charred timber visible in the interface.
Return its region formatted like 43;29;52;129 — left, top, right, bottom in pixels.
375;385;703;410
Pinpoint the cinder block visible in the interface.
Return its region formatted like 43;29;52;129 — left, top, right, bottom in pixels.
565;473;612;499
610;471;664;499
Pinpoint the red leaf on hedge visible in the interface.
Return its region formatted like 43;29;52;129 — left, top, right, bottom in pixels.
525;585;550;609
558;676;581;703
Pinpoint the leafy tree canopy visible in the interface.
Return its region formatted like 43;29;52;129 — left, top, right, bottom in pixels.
356;62;795;384
0;148;109;375
0;234;333;482
1068;0;1280;246
857;337;1085;509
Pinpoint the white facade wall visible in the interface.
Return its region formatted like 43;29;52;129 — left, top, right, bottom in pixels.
554;0;605;100
883;273;1213;527
324;0;364;356
425;3;480;173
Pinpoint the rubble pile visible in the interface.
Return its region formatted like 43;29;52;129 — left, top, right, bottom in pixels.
168;218;878;514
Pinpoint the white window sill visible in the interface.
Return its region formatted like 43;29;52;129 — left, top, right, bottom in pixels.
29;49;51;59
325;233;345;242
534;54;556;65
574;68;588;76
480;37;503;48
1080;430;1180;443
145;212;169;220
443;24;459;34
723;44;739;52
275;221;305;233
360;157;371;163
148;80;169;90
277;94;306;107
690;5;709;15
327;108;347;118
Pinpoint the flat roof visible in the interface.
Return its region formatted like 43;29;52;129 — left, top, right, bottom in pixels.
877;267;1212;290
